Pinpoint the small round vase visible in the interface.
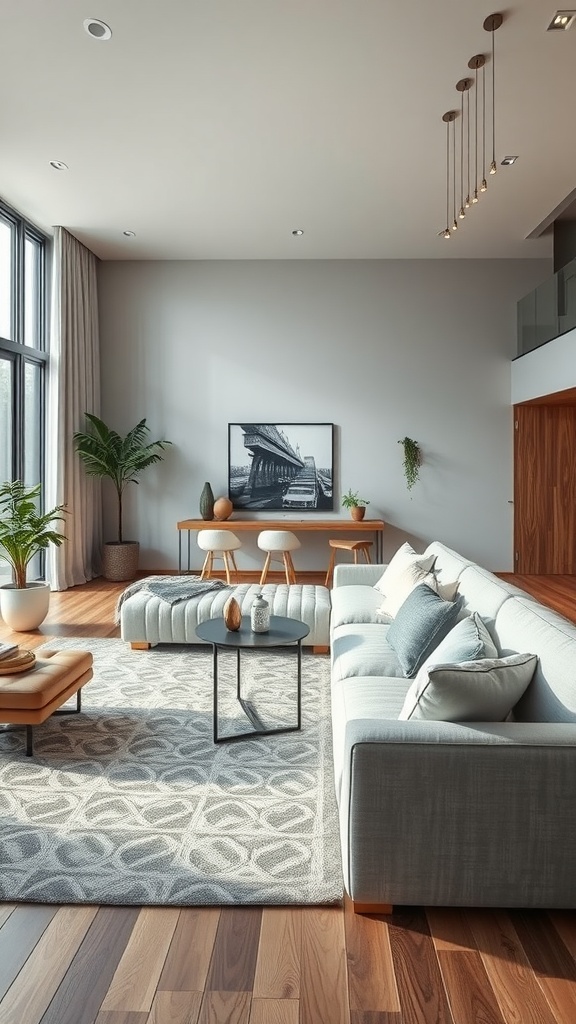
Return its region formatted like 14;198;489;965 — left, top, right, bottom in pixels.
213;496;233;521
351;506;366;521
199;481;215;521
223;595;242;631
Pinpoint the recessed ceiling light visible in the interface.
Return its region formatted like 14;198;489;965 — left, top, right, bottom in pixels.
122;230;136;238
292;229;304;236
83;18;112;40
501;155;519;165
49;160;69;170
547;10;576;30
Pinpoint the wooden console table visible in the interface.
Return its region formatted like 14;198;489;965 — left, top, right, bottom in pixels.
177;518;385;571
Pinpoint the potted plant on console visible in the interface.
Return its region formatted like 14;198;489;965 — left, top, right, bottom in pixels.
74;414;172;582
341;488;370;521
0;480;67;631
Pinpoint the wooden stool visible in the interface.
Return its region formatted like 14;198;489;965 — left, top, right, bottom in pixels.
324;539;373;587
197;529;242;584
257;530;301;585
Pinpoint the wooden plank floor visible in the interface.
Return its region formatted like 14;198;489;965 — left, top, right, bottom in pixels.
1;572;576;1023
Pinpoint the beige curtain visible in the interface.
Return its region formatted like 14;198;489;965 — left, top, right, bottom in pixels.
47;227;102;590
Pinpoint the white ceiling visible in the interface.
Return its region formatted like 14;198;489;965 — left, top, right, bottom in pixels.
1;0;575;261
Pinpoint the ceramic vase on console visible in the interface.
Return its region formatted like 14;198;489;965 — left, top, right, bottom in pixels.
250;592;270;633
199;482;215;521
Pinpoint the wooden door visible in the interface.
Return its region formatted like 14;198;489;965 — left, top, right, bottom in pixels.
514;403;576;573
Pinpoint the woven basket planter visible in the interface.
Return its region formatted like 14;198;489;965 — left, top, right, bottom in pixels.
102;542;140;582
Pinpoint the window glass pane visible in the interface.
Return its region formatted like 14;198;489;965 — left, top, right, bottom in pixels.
24;235;40;348
23;361;42;487
0;357;13;581
0;356;13;482
23;361;43;582
0;219;13;341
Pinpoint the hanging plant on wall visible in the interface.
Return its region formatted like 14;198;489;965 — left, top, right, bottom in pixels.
398;437;422;492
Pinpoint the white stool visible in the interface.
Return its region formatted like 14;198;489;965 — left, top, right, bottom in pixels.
197;530;241;584
257;530;301;585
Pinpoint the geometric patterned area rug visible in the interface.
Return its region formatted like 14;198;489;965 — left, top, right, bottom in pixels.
0;638;342;906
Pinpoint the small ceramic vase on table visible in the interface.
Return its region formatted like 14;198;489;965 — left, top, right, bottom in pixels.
250;592;270;633
199;482;215;521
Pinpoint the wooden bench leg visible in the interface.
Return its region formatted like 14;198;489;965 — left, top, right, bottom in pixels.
260;552;272;585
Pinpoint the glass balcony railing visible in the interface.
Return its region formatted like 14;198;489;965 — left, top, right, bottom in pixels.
517;256;576;356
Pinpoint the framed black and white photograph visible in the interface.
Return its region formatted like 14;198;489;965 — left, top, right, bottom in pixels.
228;423;334;512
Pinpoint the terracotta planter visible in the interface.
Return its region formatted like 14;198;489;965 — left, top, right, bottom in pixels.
350;506;366;521
0;581;51;631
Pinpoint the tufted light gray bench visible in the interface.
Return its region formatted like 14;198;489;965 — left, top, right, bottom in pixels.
120;582;331;653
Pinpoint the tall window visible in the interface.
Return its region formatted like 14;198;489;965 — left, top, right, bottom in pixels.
0;199;50;580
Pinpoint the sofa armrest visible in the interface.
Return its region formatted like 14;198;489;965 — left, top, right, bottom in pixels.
340;719;576;907
333;563;386;588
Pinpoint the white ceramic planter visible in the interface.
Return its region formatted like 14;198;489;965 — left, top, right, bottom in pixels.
0;582;51;631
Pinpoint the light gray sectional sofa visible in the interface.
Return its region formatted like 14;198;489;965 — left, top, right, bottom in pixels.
330;540;576;910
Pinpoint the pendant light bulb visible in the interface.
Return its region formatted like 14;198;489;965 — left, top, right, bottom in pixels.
443;229;451;239
459;207;466;219
452;219;458;231
480;179;487;192
472;189;479;204
490;160;497;175
465;196;470;208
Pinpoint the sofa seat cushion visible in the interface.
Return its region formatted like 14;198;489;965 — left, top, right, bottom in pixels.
331;674;412;801
330;585;387;629
331;623;405;683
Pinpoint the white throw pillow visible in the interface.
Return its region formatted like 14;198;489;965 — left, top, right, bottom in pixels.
398;652;538;722
376;563;438;618
374;541;436;597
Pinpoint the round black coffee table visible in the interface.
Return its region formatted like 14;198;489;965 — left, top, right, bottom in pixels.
195;615;310;743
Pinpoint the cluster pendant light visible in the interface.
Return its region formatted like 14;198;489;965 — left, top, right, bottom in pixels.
439;12;503;239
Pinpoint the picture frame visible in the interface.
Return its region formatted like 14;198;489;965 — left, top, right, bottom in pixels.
228;423;334;512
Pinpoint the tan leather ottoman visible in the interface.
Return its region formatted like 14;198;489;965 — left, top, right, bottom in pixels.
0;649;93;756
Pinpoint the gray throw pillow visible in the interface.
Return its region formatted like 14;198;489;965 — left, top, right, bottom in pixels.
398;653;539;722
387;582;462;677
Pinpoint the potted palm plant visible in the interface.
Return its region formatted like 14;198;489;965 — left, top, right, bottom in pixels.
0;480;67;631
341;488;370;521
73;414;172;581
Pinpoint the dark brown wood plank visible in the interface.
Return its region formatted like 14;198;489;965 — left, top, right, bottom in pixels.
205;908;262;993
510;909;576;1023
0;904;58;1002
158;909;220;993
344;897;400;1014
465;909;558;1024
549;910;576;961
388;909;454;1024
426;908;477;952
437;951;504;1024
39;906;139;1024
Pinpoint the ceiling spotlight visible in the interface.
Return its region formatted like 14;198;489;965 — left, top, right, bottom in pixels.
292;229;304;236
547;11;576;29
49;160;69;170
501;155;518;165
122;230;136;237
83;18;112;40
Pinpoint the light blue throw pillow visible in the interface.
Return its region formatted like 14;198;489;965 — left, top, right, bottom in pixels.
387;582;461;677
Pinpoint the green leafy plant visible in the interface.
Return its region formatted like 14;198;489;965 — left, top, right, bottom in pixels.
341;488;370;509
0;480;67;589
73;414;172;543
398;436;422;491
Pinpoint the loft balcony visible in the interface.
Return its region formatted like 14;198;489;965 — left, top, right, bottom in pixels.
517;257;576;356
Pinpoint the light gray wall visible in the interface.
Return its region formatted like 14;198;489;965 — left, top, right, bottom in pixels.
98;258;548;573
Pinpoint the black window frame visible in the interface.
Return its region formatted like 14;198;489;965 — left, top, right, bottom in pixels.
0;196;50;511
